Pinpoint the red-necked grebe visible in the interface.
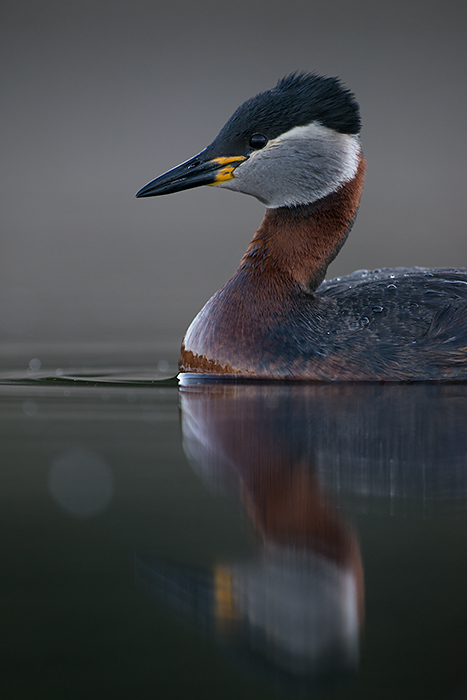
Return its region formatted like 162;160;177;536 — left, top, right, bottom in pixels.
137;73;467;380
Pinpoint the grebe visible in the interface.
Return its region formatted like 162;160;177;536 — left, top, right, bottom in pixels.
136;73;467;380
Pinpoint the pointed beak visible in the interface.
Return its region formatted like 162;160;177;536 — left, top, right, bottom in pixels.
135;153;247;198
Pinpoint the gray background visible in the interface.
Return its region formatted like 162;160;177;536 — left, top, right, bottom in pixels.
1;0;466;365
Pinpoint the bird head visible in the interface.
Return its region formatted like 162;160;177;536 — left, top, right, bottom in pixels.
136;73;362;209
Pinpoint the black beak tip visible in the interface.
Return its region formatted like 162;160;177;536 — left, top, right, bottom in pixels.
135;184;153;198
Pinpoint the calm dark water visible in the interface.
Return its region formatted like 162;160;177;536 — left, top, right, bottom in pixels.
1;369;467;699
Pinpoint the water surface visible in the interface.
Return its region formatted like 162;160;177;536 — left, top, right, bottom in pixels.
1;365;467;698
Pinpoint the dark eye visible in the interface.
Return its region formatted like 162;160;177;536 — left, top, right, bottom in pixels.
249;133;268;150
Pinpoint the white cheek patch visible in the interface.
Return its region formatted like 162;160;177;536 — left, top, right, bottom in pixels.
219;121;361;208
267;122;361;184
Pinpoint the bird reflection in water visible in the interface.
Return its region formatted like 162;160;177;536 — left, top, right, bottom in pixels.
137;384;365;691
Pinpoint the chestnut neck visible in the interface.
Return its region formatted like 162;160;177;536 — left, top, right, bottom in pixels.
238;155;366;293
